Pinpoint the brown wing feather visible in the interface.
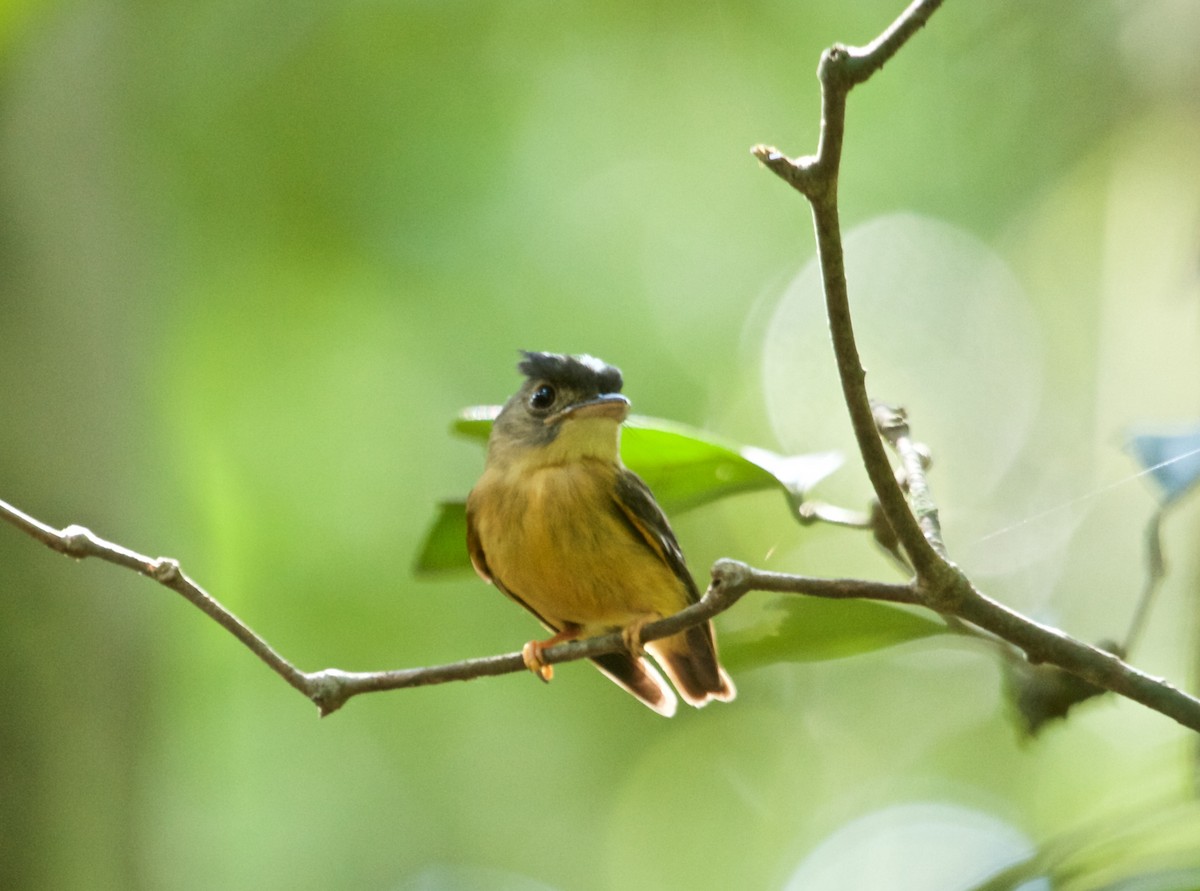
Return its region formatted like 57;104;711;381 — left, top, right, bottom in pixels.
611;468;735;706
464;499;493;584
611;469;701;603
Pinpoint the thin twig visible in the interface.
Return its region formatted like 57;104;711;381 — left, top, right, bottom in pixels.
873;401;947;558
0;497;311;697
795;500;872;529
1124;508;1167;656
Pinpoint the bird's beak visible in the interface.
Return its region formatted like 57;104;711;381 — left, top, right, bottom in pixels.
546;393;630;425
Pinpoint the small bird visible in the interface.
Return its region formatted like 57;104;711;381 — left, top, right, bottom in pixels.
466;351;735;716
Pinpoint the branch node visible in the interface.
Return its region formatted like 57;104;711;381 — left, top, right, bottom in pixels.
151;557;182;583
60;524;95;558
305;669;353;718
871;401;908;438
817;43;853;88
751;144;821;197
710;558;751;592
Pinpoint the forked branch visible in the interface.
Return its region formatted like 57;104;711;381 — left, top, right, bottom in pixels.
750;0;1200;734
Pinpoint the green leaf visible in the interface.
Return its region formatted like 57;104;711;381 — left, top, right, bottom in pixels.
453;406;842;512
620;417;840;512
414;408;842;575
720;598;945;670
413;501;470;576
452;405;498;443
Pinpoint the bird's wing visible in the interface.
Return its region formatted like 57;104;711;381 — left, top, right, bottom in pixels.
464;497;493;584
612;468;733;705
611;468;701;604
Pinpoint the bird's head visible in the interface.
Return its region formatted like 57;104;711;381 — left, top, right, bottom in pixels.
488;351;630;468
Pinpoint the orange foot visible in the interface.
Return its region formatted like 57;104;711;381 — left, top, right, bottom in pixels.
521;625;581;684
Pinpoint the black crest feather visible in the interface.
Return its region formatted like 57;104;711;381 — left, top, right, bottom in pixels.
517;351;623;394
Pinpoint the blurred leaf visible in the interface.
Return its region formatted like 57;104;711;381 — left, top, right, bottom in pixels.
720;598;945;670
972;802;1200;891
452;405;500;442
413;501;470;576
1094;869;1200;891
621;419;781;510
1002;639;1122;737
415;408;843;574
1125;425;1200;505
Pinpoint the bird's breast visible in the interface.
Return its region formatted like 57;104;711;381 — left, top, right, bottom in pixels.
470;459;685;631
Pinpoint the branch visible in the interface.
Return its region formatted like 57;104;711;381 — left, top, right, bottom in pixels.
954;588;1200;732
0;497;909;716
749;0;1200;736
0;497;312;699
7;494;1200;731
753;0;948;581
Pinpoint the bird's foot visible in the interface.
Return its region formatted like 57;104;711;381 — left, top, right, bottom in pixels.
521;640;554;682
521;625;581;683
621;616;654;660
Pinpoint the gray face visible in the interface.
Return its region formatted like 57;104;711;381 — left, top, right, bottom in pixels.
491;351;625;450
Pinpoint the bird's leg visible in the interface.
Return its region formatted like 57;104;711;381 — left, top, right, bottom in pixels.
522;624;581;683
621;615;657;660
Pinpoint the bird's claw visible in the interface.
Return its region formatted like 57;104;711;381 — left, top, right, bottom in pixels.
522;640;554;683
622;617;652;660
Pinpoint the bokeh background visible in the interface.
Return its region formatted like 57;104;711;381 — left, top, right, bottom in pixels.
2;1;1200;888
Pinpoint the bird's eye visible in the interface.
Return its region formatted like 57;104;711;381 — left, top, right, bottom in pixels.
529;384;556;411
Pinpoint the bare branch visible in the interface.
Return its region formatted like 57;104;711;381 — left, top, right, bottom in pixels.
843;0;946;84
7;494;1200;731
751;0;944;198
0;489;919;717
753;0;949;582
0;496;905;716
308;566;754;715
750;0;1200;736
0;497;311;699
954;587;1200;733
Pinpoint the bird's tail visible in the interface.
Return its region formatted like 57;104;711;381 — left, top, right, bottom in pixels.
590;651;679;717
648;620;736;708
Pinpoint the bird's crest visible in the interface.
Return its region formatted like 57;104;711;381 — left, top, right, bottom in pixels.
517;351;623;395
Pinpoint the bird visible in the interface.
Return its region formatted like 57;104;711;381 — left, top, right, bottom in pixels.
465;350;735;716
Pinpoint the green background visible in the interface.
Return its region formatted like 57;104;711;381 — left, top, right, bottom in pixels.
2;1;1199;888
